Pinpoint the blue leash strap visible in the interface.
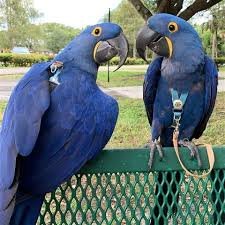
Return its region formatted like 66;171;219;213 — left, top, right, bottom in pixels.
171;88;189;129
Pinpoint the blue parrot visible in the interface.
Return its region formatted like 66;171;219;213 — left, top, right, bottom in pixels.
0;23;128;225
136;13;218;168
136;13;218;224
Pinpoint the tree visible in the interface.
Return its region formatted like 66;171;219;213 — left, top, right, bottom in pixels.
197;1;225;58
128;0;223;21
195;25;212;55
210;2;225;58
40;23;81;53
0;0;42;48
104;0;145;57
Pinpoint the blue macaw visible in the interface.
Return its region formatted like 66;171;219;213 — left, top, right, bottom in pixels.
136;13;218;168
0;23;128;225
136;13;218;224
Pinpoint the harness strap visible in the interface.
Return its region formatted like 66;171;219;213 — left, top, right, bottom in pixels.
171;89;215;178
171;89;189;128
49;61;63;85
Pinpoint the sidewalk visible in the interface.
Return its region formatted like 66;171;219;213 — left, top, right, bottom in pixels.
0;66;224;76
1;82;224;101
0;67;224;101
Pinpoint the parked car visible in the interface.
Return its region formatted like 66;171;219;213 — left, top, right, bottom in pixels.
12;47;30;54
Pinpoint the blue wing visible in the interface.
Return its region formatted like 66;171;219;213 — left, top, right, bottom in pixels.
193;56;218;138
0;62;51;224
18;71;119;194
0;62;51;190
143;57;163;125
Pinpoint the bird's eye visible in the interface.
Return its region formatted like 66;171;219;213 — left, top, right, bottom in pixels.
168;22;178;33
92;27;102;36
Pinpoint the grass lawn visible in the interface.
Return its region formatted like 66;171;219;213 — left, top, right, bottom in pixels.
97;71;144;88
105;97;149;148
0;93;224;146
106;93;225;148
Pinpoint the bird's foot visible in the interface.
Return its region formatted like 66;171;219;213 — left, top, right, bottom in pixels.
148;139;163;169
179;139;202;168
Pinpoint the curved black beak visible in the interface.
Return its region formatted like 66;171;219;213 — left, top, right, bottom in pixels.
136;25;172;61
94;32;129;71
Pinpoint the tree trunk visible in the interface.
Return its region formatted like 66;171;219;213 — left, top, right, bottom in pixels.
179;0;223;21
128;0;223;21
211;15;218;59
127;0;152;21
133;34;136;57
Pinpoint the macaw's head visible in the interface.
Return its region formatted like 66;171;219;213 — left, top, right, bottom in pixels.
54;23;128;75
136;13;204;63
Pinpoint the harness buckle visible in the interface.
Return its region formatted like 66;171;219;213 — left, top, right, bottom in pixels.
173;99;183;110
170;89;189;131
49;61;64;85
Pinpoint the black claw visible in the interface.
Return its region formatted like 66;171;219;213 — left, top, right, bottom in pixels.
148;142;155;169
156;142;163;159
148;140;164;169
179;139;202;168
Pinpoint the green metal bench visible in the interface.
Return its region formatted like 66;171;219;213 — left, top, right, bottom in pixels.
37;147;225;225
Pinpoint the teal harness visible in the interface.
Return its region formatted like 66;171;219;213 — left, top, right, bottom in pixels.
49;61;64;85
171;88;189;130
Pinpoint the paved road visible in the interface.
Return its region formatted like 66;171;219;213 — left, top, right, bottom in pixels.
0;65;150;76
0;67;225;100
1;80;225;101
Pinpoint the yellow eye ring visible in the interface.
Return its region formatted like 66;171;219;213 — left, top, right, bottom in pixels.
92;27;102;36
168;22;178;33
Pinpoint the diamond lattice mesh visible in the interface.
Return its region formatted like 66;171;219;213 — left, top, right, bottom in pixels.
37;170;225;225
36;148;225;225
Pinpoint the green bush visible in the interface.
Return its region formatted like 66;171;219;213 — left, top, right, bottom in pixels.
1;53;224;67
0;53;54;67
109;57;148;66
215;57;225;66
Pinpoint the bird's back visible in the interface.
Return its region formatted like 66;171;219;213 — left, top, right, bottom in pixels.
18;67;118;194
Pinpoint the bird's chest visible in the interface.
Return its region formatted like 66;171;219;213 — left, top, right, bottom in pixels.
154;73;205;126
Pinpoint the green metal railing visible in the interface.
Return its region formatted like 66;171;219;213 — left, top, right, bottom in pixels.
37;147;225;225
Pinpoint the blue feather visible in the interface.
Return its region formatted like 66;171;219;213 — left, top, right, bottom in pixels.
143;14;218;146
0;22;122;225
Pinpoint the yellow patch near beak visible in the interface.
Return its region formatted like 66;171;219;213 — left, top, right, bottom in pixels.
165;37;173;58
93;41;102;62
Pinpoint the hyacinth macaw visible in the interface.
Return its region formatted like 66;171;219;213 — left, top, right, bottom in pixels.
0;22;128;225
136;13;218;224
136;13;218;168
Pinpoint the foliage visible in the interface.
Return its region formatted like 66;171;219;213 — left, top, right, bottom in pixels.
195;1;225;58
104;0;145;57
0;54;148;67
110;57;147;66
0;1;80;53
196;26;212;56
0;0;42;48
215;57;225;66
39;23;81;53
0;53;53;66
129;0;223;21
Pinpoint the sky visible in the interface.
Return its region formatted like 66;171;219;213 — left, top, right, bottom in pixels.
33;0;121;28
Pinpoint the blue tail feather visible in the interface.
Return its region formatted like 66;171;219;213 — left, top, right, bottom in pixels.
9;193;44;225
